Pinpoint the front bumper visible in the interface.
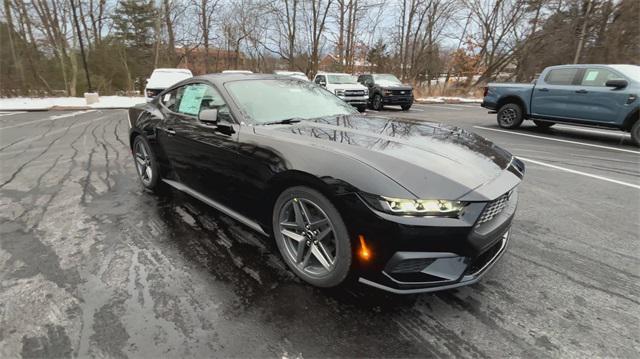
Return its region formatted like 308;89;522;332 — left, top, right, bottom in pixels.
337;187;519;294
339;95;369;106
383;95;413;105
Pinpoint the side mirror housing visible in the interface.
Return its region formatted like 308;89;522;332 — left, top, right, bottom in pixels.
199;108;218;124
319;81;327;87
605;79;628;89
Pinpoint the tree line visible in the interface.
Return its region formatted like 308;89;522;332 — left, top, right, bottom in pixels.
0;0;638;96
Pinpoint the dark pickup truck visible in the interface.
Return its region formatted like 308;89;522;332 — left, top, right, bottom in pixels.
481;64;640;146
358;74;413;111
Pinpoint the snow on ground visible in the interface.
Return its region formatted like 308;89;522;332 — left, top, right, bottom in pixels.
415;96;482;103
0;96;144;110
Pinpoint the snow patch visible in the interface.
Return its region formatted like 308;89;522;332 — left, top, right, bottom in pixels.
415;96;482;104
0;96;144;111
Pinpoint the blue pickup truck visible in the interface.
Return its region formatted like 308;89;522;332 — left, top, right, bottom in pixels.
481;64;640;146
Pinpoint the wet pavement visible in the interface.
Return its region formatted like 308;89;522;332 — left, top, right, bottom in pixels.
0;108;638;358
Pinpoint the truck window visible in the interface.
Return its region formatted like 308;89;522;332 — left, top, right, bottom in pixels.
580;68;625;87
544;68;579;85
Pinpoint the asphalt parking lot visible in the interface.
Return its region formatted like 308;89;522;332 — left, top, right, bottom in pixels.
0;105;638;357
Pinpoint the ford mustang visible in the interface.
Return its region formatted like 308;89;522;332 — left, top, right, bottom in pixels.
128;73;525;294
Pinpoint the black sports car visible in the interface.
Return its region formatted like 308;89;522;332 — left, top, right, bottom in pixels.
128;74;525;294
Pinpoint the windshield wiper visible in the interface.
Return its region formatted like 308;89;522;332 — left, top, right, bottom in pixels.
261;118;303;126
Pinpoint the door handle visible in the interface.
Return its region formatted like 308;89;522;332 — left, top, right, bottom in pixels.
575;89;588;94
538;88;549;92
162;128;176;136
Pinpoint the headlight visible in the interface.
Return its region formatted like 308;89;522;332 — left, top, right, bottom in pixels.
361;194;466;217
335;89;345;96
383;89;393;96
364;88;369;95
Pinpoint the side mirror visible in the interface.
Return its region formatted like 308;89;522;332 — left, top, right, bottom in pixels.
319;81;327;87
199;108;218;125
605;79;628;89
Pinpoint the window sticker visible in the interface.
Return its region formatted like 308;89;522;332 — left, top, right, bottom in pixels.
178;84;207;115
584;70;599;82
163;93;171;103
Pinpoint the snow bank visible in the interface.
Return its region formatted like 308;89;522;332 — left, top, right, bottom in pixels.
0;96;144;111
415;96;482;104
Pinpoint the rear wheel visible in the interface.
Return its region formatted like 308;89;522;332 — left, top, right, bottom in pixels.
272;186;352;288
533;120;555;129
497;103;524;129
631;120;640;147
133;136;159;190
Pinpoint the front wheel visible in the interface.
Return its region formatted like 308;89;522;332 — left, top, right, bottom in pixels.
631;120;640;147
272;186;352;288
497;103;524;129
356;105;367;113
401;104;412;111
372;94;384;111
533;120;555;129
132;135;160;190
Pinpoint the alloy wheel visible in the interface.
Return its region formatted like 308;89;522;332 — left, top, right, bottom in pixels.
278;197;338;277
134;140;153;186
500;108;517;126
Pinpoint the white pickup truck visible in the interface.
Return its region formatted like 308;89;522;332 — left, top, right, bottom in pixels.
313;72;369;112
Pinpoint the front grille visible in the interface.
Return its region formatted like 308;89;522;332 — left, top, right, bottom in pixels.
477;191;511;225
390;258;435;273
391;89;411;96
344;90;365;96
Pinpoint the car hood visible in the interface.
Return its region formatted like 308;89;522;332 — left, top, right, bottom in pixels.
254;115;520;201
328;83;367;90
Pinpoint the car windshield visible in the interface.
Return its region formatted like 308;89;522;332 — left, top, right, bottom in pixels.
610;65;640;82
327;75;358;84
225;79;357;124
373;74;402;86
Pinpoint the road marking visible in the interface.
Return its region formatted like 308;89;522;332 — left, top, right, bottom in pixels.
553;125;630;137
0;111;26;117
410;108;424;112
0;110;96;130
414;104;463;111
448;104;480;108
518;156;640;190
473;126;639;154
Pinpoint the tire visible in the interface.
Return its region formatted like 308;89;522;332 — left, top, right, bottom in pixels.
631;120;640;147
272;186;352;288
401;104;412;111
372;94;384;111
356;105;367;113
533;120;555;129
132;135;160;190
497;103;524;129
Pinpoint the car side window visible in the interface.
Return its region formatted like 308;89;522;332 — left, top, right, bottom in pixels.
544;68;579;85
161;89;179;111
173;83;232;121
580;68;625;87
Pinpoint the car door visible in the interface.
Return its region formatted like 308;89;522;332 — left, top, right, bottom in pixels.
569;67;629;124
157;82;240;203
530;67;582;120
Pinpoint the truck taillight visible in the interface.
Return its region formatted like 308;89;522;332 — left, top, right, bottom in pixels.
483;87;489;97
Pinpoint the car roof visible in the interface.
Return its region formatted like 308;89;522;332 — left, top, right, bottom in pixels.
193;73;300;86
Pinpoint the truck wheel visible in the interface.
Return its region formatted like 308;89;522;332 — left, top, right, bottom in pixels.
497;103;524;129
356;105;367;113
631;120;640;147
401;104;412;111
372;94;384;111
533;120;554;129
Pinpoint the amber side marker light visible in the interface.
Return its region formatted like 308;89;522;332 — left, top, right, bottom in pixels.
358;235;371;260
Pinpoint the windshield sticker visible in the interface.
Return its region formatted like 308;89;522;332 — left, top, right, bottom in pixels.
179;84;207;115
